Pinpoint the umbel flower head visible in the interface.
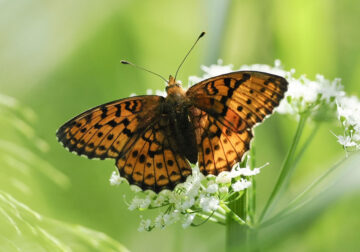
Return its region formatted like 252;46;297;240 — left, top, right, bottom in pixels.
111;160;260;231
111;60;359;231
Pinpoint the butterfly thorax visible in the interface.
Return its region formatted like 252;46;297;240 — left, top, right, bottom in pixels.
160;76;198;164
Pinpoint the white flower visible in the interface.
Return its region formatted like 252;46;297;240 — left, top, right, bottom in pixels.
219;186;229;194
183;167;203;197
154;211;181;229
278;73;344;116
155;89;166;97
109;171;124;186
152;194;166;207
336;96;360;126
206;183;218;194
138;218;152;232
215;171;231;184
230;165;261;178
179;197;195;211
130;185;142;192
239;59;290;77
154;214;165;229
128;196;151;210
232;179;252;192
199;196;219;212
188;59;233;86
336;135;357;147
316;75;344;103
163;211;181;225
182;214;195;228
335;96;360;149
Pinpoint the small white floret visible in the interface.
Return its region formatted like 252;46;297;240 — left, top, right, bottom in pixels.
182;214;195;228
216;171;231;184
232;179;252;192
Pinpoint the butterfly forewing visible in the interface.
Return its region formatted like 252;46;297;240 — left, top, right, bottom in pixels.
187;71;288;174
56;95;164;159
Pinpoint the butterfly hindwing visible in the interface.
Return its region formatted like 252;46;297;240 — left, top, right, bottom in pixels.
56;95;164;160
116;117;192;192
190;107;252;175
187;71;288;174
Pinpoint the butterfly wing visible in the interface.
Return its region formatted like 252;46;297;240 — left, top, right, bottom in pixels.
57;95;192;192
56;95;164;160
187;71;288;175
115;115;192;192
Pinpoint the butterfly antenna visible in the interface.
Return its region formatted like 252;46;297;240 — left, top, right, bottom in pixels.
120;60;168;83
174;32;206;80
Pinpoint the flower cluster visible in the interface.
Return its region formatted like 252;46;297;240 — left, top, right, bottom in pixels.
335;95;360;150
276;74;343;117
110;163;259;231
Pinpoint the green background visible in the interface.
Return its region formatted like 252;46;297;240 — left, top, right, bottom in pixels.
1;0;360;251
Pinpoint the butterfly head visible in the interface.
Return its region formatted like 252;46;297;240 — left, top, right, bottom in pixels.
166;75;185;96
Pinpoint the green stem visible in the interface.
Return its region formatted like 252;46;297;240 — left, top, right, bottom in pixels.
259;113;308;223
247;147;256;225
193;212;225;226
282;123;321;191
246;147;259;251
293;123;320;168
222;204;246;225
225;193;248;252
260;156;348;227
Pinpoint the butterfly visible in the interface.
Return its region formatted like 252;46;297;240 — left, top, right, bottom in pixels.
57;71;287;192
56;33;288;193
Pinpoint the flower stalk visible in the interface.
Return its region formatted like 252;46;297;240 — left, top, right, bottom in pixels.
259;112;308;222
226;192;248;252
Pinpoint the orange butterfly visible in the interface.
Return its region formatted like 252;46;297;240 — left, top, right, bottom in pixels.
57;33;288;192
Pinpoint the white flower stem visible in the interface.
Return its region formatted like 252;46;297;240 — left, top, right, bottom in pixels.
213;210;227;220
259;113;308;223
195;212;225;225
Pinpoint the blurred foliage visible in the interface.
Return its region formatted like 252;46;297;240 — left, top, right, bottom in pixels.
0;0;360;251
0;191;129;252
